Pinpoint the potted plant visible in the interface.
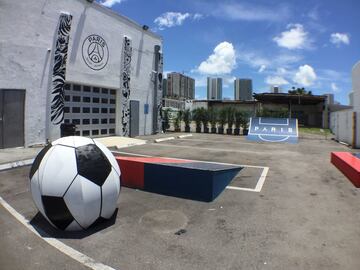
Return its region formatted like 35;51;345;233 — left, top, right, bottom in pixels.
174;110;183;132
218;107;227;134
192;108;202;133
162;108;171;133
241;112;250;135
183;109;191;132
226;107;235;135
208;107;218;133
234;110;243;135
201;108;209;133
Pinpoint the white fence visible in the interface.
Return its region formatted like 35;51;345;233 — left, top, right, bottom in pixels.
330;109;359;147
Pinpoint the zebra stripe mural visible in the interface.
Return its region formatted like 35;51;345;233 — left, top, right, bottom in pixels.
121;36;132;136
50;13;72;125
156;52;163;133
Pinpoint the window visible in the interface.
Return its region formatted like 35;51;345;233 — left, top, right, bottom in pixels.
72;96;81;102
73;84;81;91
82;119;90;125
72;107;80;113
83;97;91;103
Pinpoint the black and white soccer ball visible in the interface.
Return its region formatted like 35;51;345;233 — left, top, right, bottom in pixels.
29;136;121;231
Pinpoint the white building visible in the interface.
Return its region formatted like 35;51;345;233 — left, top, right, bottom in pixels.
0;0;163;149
271;85;281;93
207;77;222;100
234;78;252;101
330;61;360;147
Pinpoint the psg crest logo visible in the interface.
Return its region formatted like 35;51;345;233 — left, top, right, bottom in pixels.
82;34;109;70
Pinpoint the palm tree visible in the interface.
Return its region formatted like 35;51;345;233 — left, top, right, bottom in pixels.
208;107;218;133
218;107;227;134
183;109;191;132
226;107;235;135
192;108;203;133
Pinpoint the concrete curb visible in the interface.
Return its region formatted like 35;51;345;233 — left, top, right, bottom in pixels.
0;159;34;171
178;134;193;138
116;141;147;149
154;137;175;143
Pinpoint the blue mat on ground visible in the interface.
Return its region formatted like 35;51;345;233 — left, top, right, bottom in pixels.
247;117;298;143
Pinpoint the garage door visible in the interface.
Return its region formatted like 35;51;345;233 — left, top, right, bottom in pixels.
64;83;116;137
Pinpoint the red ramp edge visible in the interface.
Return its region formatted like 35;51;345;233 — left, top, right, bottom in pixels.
331;152;360;188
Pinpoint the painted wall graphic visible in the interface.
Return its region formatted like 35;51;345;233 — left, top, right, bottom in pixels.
50;13;72;125
156;52;163;133
152;45;163;133
120;36;132;136
247;117;299;143
82;34;109;71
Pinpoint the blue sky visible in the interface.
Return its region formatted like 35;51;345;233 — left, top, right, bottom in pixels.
98;0;359;104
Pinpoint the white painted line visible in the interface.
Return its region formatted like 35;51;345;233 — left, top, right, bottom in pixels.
112;150;269;192
149;142;289;156
178;134;193;138
254;166;269;192
116;141;147;149
0;196;117;270
0;159;34;171
154;137;175;143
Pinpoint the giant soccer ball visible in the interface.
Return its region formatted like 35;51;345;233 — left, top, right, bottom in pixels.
29;136;121;231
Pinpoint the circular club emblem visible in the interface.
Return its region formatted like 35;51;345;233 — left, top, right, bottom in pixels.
82;34;109;71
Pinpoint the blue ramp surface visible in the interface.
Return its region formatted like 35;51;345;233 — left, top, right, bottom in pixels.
144;162;242;202
247;117;298;143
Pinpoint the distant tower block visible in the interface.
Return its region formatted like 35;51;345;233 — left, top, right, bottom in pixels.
234;79;252;100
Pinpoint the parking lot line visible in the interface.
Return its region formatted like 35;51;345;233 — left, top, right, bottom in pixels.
149;142;283;156
112;150;269;193
0;196;117;270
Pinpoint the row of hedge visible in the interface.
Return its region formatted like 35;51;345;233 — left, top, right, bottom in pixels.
163;107;250;135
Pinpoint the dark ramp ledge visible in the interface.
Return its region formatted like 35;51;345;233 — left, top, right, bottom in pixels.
116;156;243;202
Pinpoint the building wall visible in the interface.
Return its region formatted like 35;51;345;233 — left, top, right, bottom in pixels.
207;77;222;100
0;0;162;146
234;79;252;101
353;62;360;111
166;73;195;100
330;109;357;146
329;61;360;147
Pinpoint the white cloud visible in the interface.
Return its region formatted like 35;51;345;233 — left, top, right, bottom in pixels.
330;33;350;46
293;65;317;86
331;82;340;92
273;24;309;50
258;65;266;73
193;13;204;20
213;2;289;22
277;67;287;75
197;41;236;75
154;12;190;30
154;12;203;30
265;76;289;85
98;0;124;7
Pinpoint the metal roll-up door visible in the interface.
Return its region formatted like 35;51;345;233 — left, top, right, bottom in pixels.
63;83;116;137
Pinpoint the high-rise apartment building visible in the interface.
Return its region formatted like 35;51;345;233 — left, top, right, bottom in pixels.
207;77;222;100
166;72;195;100
271;85;281;93
234;78;252;100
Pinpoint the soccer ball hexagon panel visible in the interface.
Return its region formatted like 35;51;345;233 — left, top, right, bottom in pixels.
29;136;121;231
